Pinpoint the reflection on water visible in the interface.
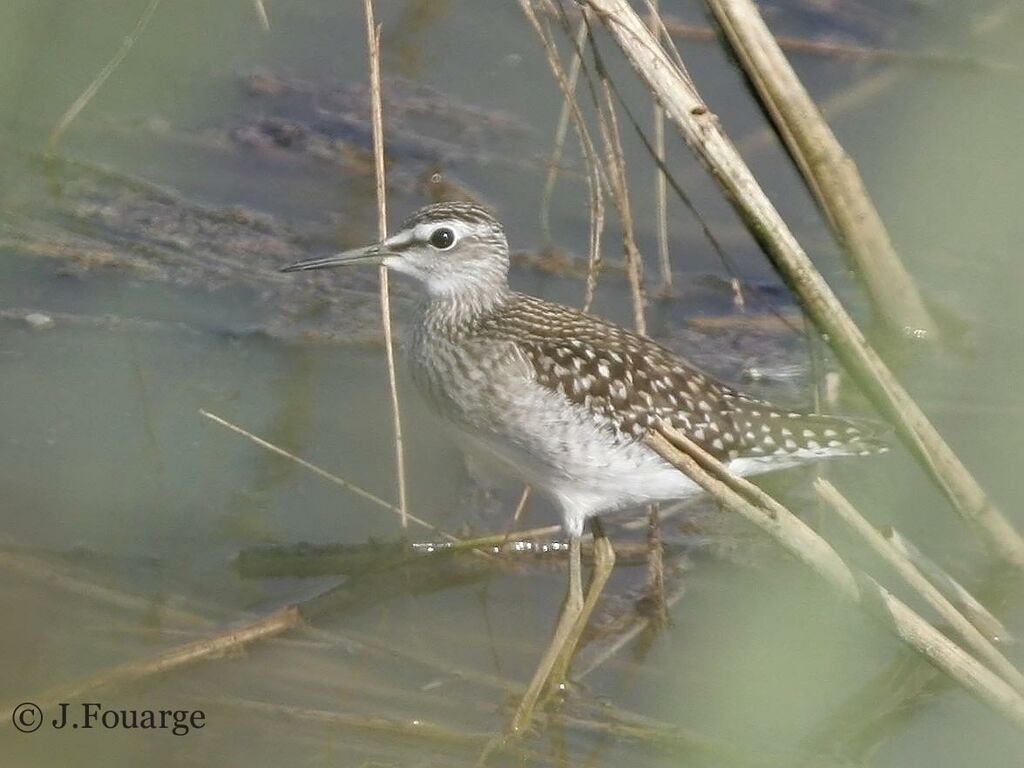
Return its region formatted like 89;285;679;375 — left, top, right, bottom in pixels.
1;1;1023;766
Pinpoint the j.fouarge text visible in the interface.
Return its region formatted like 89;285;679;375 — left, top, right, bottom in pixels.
51;703;205;735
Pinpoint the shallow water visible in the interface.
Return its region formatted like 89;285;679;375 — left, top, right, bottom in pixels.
1;1;1023;766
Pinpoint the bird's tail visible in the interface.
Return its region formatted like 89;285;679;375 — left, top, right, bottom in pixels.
730;403;891;458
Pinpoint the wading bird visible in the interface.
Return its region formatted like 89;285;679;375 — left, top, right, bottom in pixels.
282;201;887;734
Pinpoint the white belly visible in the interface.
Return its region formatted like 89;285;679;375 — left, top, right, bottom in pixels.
448;380;703;537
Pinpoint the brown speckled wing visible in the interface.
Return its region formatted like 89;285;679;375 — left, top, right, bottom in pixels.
482;296;744;459
484;295;888;461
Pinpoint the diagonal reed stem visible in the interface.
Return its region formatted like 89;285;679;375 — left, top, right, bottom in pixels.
200;409;439;536
816;479;1024;693
645;426;1024;732
704;0;938;340
583;0;1024;568
882;526;1012;644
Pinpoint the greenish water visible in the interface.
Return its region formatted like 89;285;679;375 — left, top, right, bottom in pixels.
1;1;1023;766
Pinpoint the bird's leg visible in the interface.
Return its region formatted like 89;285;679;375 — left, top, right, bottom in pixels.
545;517;616;693
506;534;584;736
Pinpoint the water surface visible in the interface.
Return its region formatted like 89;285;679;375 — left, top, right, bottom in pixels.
1;1;1022;766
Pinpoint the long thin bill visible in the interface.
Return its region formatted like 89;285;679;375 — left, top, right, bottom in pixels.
280;244;382;272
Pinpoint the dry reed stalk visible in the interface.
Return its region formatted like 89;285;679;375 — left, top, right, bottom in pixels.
882;526;1011;644
851;572;1024;727
816;480;1024;692
583;0;1024;568
364;0;409;529
705;0;938;340
0;539;694;756
644;427;1024;731
46;0;163;156
808;559;1015;760
647;1;674;294
520;0;607;310
649;428;856;592
652;106;672;291
511;485;532;523
539;17;588;243
200;409;444;537
0;547;522;729
252;0;270;31
591;74;646;331
0;558;493;732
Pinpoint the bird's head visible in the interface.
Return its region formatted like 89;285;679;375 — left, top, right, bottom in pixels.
282;202;510;302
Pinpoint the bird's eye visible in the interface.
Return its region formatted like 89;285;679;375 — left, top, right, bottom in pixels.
429;227;456;250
